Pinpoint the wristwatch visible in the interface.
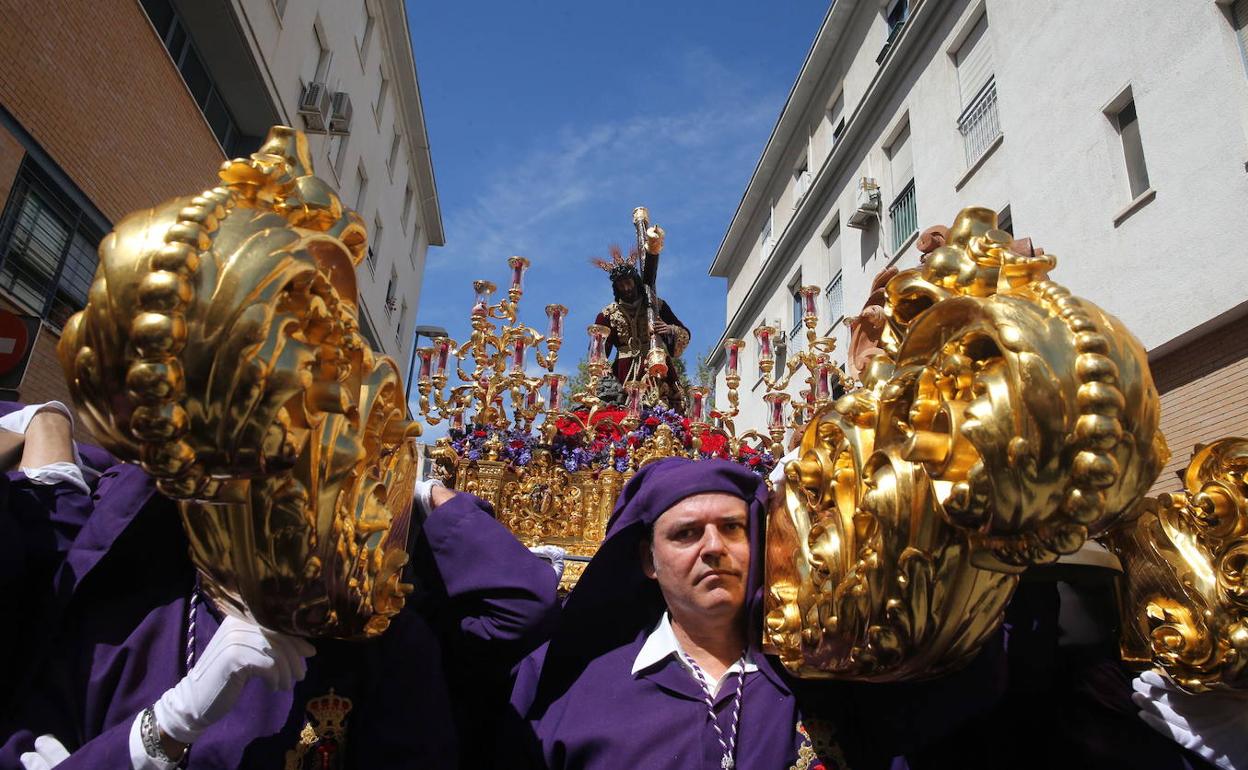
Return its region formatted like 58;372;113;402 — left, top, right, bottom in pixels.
140;706;188;764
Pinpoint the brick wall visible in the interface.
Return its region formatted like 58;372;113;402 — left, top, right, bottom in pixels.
0;1;226;440
0;0;223;223
1148;320;1248;495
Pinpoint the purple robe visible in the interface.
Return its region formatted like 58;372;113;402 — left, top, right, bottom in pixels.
0;454;558;770
508;458;1004;770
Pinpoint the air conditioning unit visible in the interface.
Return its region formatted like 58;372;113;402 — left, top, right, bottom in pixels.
328;91;352;136
298;81;331;133
847;177;881;229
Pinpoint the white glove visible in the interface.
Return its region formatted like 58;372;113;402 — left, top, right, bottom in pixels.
768;448;799;494
19;735;69;770
1132;669;1248;769
415;477;445;519
529;545;567;581
153;615;315;745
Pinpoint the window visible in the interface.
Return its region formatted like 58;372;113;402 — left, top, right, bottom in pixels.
997;205;1013;236
354;164;368;212
877;0;909;62
328;132;349;178
759;208;774;261
384;266;398;317
272;0;287;20
826;272;844;327
827;91;846;153
1234;0;1248;76
401;184;413;231
370;214;383;273
358;1;376;64
374;68;390;124
139;0;259;156
395;299;408;347
793;156;812;207
0;162;103;331
409;233;421;269
387;132;401;177
887;122;917;251
1112;98;1151;199
954;14;1000;165
789;277;804;335
303;23;332;86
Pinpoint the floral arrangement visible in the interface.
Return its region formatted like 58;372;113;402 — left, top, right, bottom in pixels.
448;405;777;477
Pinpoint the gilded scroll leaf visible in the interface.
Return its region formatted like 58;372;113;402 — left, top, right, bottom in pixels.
765;207;1164;680
1110;438;1248;690
58;126;419;639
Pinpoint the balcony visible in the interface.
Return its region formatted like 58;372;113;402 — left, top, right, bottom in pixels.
957;79;1001;167
888;179;917;253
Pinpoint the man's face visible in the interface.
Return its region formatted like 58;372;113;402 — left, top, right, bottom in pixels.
642;493;750;623
614;276;638;302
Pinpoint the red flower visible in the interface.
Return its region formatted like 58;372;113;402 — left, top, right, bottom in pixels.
614;447;627;458
510;440;525;449
681;417;691;431
748;456;761;466
473;430;487;438
644;416;660;427
709;410;723;419
739;444;757;455
627;435;639;447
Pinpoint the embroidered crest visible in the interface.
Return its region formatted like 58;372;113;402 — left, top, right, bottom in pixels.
284;688;353;770
790;719;850;770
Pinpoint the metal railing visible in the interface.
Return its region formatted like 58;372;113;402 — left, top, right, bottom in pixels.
957;79;1001;167
888;179;917;253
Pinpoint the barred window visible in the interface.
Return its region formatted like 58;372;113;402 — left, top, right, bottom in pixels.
0;162;102;331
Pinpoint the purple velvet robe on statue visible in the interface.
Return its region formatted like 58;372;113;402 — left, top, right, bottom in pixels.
0;407;558;769
507;458;1004;770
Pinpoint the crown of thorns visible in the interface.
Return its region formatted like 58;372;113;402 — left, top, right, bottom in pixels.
590;245;641;282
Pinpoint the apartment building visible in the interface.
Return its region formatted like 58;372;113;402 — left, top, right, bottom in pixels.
0;0;441;420
708;0;1248;492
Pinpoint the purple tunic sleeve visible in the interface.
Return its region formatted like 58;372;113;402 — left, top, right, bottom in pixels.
420;492;558;656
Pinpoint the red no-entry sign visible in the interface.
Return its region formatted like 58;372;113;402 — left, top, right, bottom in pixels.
0;309;30;375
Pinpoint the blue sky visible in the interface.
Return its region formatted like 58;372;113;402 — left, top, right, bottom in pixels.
406;1;829;417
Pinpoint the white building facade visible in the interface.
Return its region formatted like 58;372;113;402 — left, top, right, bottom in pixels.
708;0;1248;492
141;0;444;376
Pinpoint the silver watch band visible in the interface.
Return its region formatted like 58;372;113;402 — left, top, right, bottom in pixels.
140;706;183;764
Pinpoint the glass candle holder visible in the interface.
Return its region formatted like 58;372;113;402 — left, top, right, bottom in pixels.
546;304;568;340
511;336;528;375
471;279;496;316
754;325;776;367
507;256;531;295
725;338;745;380
800;285;821;322
545;374;566;412
415;347;433;385
525;387;539;412
587;324;609;364
688;386;708;423
450;409;465;432
815;364;834;402
764;392;790;431
432;338;452;379
623;380;643;421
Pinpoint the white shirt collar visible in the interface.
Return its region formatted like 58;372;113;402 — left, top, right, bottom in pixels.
631;612;758;697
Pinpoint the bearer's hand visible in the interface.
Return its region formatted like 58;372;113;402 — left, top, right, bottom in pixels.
1132;669;1248;770
644;225;665;255
19;735;69;770
652;320;673;335
415;478;457;520
153;615;315;745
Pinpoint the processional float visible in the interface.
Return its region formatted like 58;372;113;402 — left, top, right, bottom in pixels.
57;126;1248;693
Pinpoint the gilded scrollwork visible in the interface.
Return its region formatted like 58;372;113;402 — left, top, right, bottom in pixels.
765;207;1165;680
58;126;419;639
1110;438;1248;690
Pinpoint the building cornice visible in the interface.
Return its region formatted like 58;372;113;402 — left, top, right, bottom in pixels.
708;0;950;367
380;0;445;246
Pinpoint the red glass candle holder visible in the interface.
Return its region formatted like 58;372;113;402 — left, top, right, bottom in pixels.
546;304;567;340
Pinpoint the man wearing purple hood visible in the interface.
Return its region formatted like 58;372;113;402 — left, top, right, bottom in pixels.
509;457;1005;770
0;402;560;770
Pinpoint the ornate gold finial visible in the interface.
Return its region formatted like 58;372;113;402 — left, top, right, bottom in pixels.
764;206;1164;681
58;125;418;638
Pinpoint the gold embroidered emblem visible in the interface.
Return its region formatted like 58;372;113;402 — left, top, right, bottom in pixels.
791;719;851;770
283;688;353;770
